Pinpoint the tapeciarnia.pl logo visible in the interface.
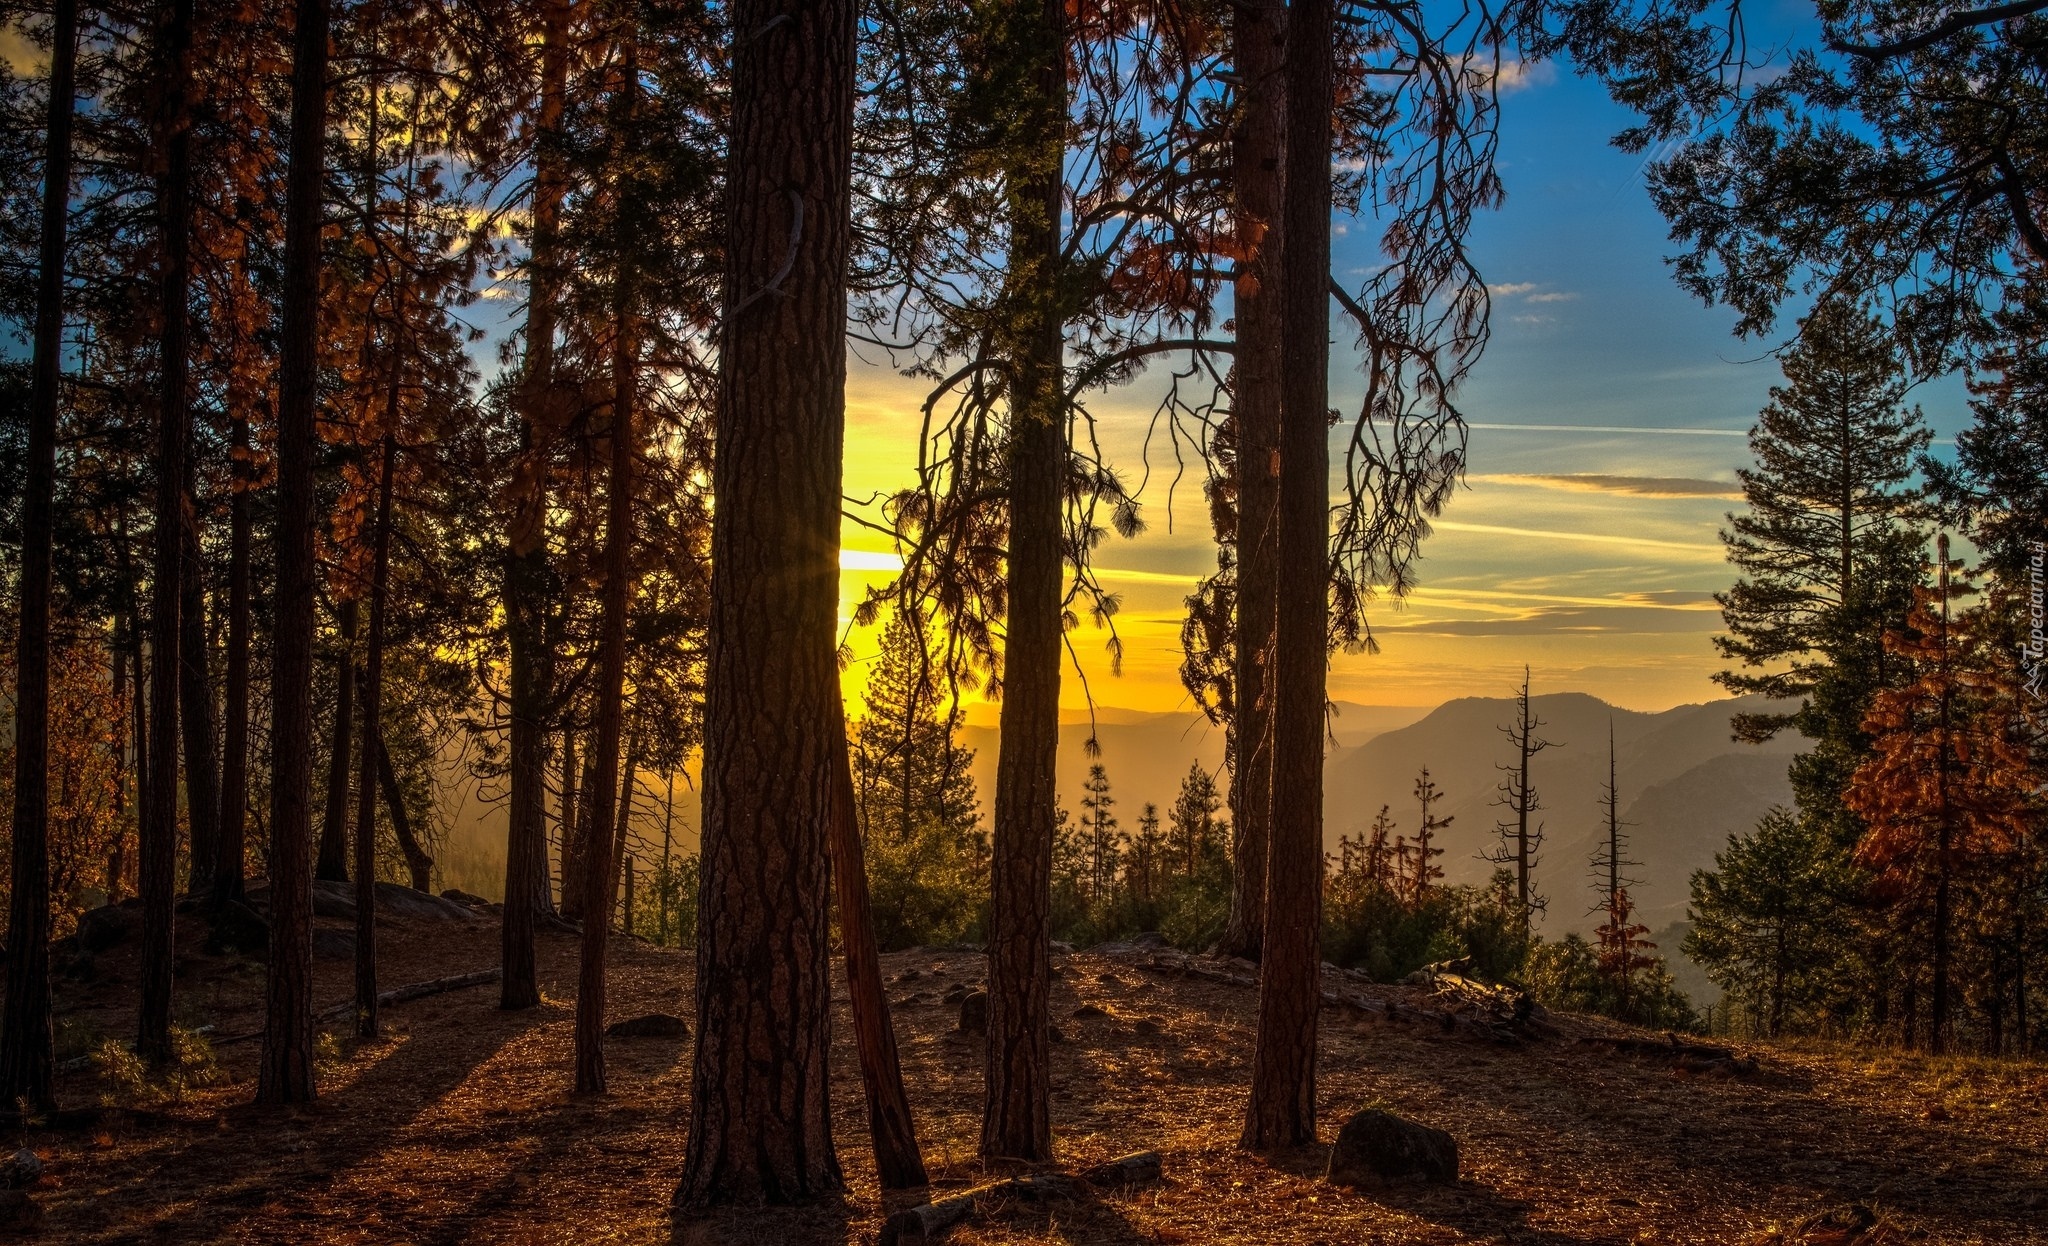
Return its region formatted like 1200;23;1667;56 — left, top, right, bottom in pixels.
2025;539;2046;702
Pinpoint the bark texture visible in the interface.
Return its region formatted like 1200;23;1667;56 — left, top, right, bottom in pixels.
675;0;853;1210
1243;0;1331;1152
832;709;928;1189
980;0;1068;1168
1217;0;1287;964
258;0;331;1106
352;436;397;1040
1;0;78;1113
500;0;571;1011
140;0;198;1067
178;509;218;897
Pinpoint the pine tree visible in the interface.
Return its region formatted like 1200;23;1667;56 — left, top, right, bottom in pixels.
1405;768;1450;905
1592;722;1656;1016
1127;803;1167;908
1843;539;2035;1052
853;608;979;845
1716;298;1930;742
1168;763;1227;882
1686;808;1856;1037
1079;764;1121;914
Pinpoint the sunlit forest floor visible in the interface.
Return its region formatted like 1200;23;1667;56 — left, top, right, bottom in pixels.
25;897;2048;1244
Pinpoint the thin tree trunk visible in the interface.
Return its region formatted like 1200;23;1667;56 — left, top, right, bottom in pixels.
1243;0;1330;1153
557;730;579;914
832;706;929;1189
1217;0;1286;966
352;435;397;1040
180;506;219;898
212;415;253;905
317;599;358;883
0;0;79;1113
675;0;853;1210
141;0;199;1068
981;0;1066;1167
373;731;432;892
500;0;571;1013
563;745;597;922
576;55;639;1085
258;0;330;1106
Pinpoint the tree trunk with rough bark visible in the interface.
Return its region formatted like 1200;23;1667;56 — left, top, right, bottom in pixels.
675;0;854;1211
981;0;1067;1167
258;0;330;1106
373;732;432;892
1217;0;1286;965
352;435;397;1040
0;0;78;1114
832;705;928;1189
575;80;638;1087
500;0;571;1013
141;0;198;1068
1243;0;1330;1153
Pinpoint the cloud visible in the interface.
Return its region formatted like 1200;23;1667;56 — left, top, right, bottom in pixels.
1431;519;1726;559
1512;313;1556;327
1488;282;1538;297
1526;291;1579;303
1467;421;1749;438
1376;603;1724;638
1470;473;1743;499
1493;59;1559;93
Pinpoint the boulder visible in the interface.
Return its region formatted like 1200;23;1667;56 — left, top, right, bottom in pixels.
313;929;356;962
1324;1109;1458;1188
1071;1003;1109;1020
441;889;492;908
941;986;968;1007
1133;1017;1162;1037
370;882;483;923
957;990;988;1035
75;902;142;954
1128;931;1170;949
606;1013;689;1039
0;1150;40;1190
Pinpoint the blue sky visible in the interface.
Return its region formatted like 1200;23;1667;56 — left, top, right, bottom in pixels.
844;38;1972;716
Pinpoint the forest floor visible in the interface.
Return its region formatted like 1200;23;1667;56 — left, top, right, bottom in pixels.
18;893;2048;1245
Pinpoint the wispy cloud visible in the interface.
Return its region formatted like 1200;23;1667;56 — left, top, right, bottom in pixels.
1526;291;1579;304
1468;421;1748;438
1432;519;1725;559
1488;282;1538;297
1470;473;1743;499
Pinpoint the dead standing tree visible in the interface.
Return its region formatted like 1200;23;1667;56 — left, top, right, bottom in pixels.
1484;665;1556;931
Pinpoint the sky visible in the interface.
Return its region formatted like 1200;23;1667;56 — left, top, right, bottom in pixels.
835;43;1976;719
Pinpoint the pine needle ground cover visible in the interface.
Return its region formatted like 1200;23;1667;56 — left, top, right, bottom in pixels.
29;914;2048;1244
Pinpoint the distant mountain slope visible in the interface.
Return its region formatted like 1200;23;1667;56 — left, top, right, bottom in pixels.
959;702;1431;826
1321;692;1801;935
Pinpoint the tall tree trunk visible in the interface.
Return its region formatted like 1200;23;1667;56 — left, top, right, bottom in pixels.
500;0;571;1013
832;706;928;1189
317;599;358;883
212;415;253;904
557;729;579;912
179;505;219;897
1217;0;1286;966
0;0;79;1113
140;0;198;1068
373;731;433;892
1243;0;1330;1153
981;0;1067;1168
575;163;637;1091
352;435;397;1040
674;0;854;1210
562;745;596;921
258;0;331;1106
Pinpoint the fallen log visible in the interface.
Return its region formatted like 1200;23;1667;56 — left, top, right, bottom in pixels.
208;968;504;1046
1581;1032;1738;1062
880;1153;1163;1245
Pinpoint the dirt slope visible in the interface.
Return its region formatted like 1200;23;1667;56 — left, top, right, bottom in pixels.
21;902;2048;1245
